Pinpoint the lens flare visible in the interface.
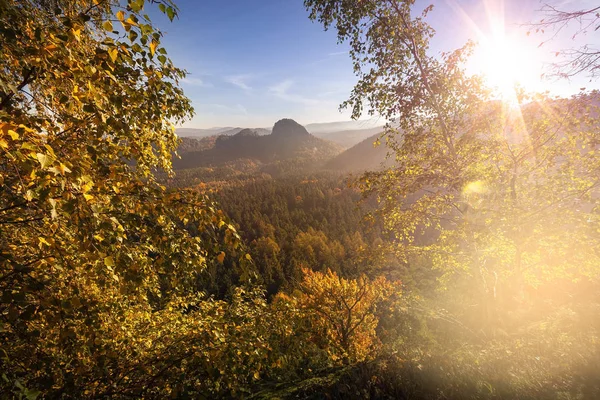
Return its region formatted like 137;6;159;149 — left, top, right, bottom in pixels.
478;34;542;101
446;0;545;101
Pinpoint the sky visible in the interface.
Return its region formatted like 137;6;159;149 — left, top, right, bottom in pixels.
151;0;600;129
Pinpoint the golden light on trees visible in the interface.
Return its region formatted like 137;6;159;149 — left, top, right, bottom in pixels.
278;268;401;364
306;0;600;338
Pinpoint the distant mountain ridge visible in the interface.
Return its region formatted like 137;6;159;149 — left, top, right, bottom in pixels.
173;119;342;170
177;120;385;148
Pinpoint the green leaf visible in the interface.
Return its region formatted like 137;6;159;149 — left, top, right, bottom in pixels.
25;388;41;400
166;6;175;22
129;0;144;13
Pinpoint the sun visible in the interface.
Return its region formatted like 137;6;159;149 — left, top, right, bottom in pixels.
474;30;544;100
446;0;548;100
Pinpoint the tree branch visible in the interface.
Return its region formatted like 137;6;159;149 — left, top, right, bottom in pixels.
0;67;36;111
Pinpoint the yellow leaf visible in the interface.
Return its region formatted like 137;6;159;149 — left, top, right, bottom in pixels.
59;163;71;174
17;124;33;132
0;139;7;149
81;181;93;193
125;17;138;26
116;10;125;21
102;20;113;31
119;44;131;56
7;130;19;140
108;48;118;63
36;153;52;168
149;40;157;56
216;252;225;264
44;44;58;53
104;256;115;267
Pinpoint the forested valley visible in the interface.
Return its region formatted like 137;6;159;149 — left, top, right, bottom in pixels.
1;0;600;399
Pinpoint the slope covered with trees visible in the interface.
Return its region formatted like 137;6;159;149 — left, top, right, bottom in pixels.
324;133;390;172
211;174;409;295
0;1;401;397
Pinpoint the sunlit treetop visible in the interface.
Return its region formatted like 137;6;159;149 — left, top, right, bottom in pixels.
305;0;600;322
0;0;250;396
0;0;191;174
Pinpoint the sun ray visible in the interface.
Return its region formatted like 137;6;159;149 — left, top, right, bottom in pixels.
446;0;544;100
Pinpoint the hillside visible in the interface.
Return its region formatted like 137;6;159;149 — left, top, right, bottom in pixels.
177;136;219;154
313;126;383;148
325;133;391;172
173;119;343;170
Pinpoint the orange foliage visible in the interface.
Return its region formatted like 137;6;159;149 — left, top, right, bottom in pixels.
289;268;401;363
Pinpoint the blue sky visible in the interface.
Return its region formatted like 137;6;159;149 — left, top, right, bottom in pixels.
153;0;598;129
155;0;355;128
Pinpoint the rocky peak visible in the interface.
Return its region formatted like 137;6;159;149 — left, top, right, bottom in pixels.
271;119;310;137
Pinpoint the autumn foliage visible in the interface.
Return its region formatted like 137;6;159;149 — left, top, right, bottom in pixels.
2;0;600;398
286;269;400;363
